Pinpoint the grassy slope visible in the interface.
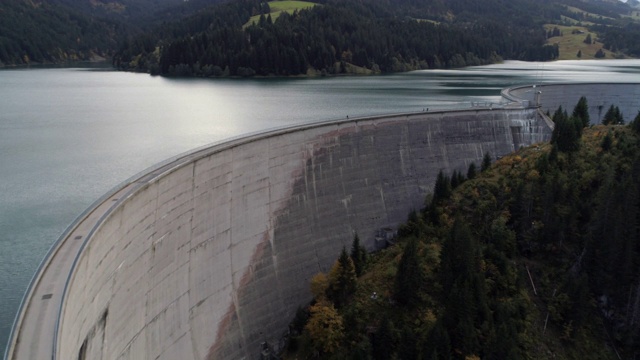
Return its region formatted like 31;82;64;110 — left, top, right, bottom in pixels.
544;24;618;60
243;0;317;28
545;1;640;60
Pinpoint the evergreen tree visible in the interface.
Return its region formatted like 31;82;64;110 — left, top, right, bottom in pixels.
425;320;452;360
467;162;477;180
584;33;592;44
440;218;477;295
394;238;424;307
615;106;624;124
327;247;357;307
433;170;452;204
397;324;421;359
481;152;492;172
450;170;461;189
603;104;624;125
440;219;490;358
601;130;613;151
630;110;640;133
573;96;590;128
350;233;367;276
551;106;581;152
372;317;395;360
577;49;582;58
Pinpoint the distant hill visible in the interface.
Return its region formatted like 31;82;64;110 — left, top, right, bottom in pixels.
111;0;640;77
48;0;184;19
0;0;125;65
45;0;231;25
1;0;639;69
113;0;560;76
0;0;227;66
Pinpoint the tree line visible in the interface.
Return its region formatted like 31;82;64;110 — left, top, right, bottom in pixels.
113;0;561;77
2;0;639;67
0;0;126;65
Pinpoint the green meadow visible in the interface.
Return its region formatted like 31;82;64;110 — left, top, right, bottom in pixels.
244;1;317;28
544;24;617;60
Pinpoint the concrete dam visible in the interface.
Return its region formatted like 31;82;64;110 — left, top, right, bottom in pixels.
6;83;636;360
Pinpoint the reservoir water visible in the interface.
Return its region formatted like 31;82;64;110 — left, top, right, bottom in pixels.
2;59;640;355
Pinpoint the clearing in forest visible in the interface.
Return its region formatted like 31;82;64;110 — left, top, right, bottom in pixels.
544;24;618;60
244;1;317;28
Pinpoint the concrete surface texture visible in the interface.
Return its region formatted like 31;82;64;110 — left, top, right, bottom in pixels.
54;108;550;360
504;83;640;125
7;89;571;360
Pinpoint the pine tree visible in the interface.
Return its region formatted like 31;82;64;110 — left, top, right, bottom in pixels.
350;233;367;276
394;238;424;307
440;219;491;358
327;247;357;307
601;131;613;151
630;111;640;133
451;170;462;189
433;170;452;204
603;104;624;125
572;96;590;128
440;218;477;295
615;106;624;124
481;152;492;172
372;317;395;360
425;320;452;360
467;162;477;180
551;107;580;152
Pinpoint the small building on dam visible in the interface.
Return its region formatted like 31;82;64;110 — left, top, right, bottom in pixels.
5;83;640;360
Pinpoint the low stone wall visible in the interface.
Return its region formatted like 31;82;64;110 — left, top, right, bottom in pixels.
55;107;551;360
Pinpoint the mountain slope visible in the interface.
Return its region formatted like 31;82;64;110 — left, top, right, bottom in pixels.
287;113;640;359
1;0;638;68
0;0;125;65
113;0;563;76
0;0;227;66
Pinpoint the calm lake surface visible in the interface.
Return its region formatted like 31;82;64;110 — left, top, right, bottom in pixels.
2;59;640;355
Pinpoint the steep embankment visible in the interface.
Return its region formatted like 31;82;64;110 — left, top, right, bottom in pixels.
291;121;640;359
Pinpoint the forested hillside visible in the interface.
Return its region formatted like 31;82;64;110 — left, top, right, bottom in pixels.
0;0;226;66
2;0;639;70
111;0;640;77
284;101;640;359
0;0;126;65
113;0;563;76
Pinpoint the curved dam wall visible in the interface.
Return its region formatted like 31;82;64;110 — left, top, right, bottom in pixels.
45;107;549;360
504;83;640;124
